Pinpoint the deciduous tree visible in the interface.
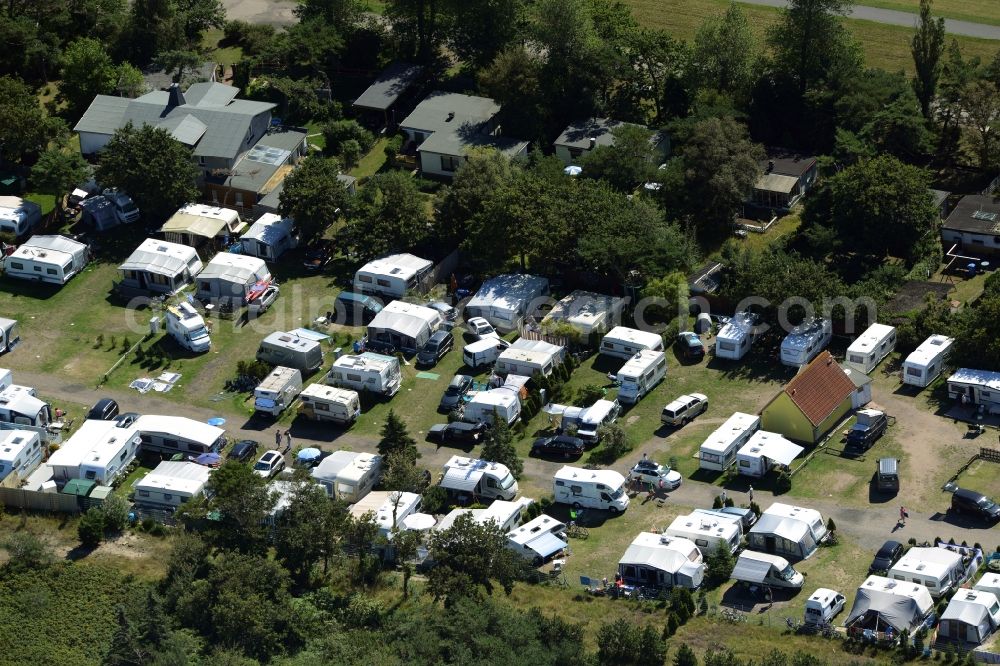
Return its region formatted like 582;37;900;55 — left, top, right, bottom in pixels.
278;156;349;242
204;460;277;555
58;38;118;119
768;0;860;95
596;618;666;665
294;0;364;31
0;75;66;164
437;148;516;243
30;147;89;215
911;0;946;118
274;482;347;583
426;513;523;606
580;125;659;191
342;171;428;261
479;411;523;479
694;4;757;99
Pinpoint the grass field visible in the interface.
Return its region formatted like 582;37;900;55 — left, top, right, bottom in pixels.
624;0;999;73
954;457;1000;500
860;0;1000;27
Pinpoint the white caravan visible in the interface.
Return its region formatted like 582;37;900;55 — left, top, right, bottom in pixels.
553;466;629;513
780;318;832;367
0;384;51;427
464;273;550;333
439;455;519;501
506;514;569;563
731;551;804;589
165;302;211;353
463;338;510;369
463;388;521;426
615;350;667;405
618;533;705;590
327;352;402;397
600;326;664;360
888;546;965;597
845;323;897;374
3;235;89;285
0;318;18;353
558;399;621;444
948;368;1000;415
0;196;42;239
715;312;758;361
311;451;382;502
736;430;804;478
47;419;141;485
353;253;433;299
0;429;42;482
298;384;361;424
133;461;212;509
902;334;954;388
495;339;565;377
350;490;422;537
257;331;324;373
240;213;297;261
665;511;742;555
254;366;303;416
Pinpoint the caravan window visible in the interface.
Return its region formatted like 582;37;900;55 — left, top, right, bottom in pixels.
570;485;583;495
925;580;936;588
359;275;372;283
701;452;722;464
85;471;96;480
47;268;57;275
138;489;149;497
164;494;173;502
655;360;666;372
376;279;391;287
696;538;709;547
119;450;127;461
9;262;22;270
739;460;750;468
720;342;736;351
849;354;863;364
33;266;41;272
164;439;179;449
347;373;362;382
907;367;922;377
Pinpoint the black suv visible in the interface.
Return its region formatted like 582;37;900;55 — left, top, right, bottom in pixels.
951;487;1000;521
868;540;904;574
416;330;454;367
87;398;119;421
438;375;473;412
228;440;259;463
846;411;889;452
426;422;487;445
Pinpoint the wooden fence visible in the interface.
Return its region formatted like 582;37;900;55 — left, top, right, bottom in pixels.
980;447;1000;463
0;487;79;513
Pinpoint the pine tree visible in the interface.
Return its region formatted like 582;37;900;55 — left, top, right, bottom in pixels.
480;410;523;479
674;643;698;666
377;409;418;461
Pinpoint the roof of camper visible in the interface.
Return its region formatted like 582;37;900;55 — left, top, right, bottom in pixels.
300;384;358;404
119;238;200;276
509;338;564;355
700;412;760;454
751;503;824;544
905;334;954;366
332;352;397;371
310;450;360;482
242;213;295;244
732;551;790;583
48;419;137;470
948;368;1000;390
0;195;41;219
603;326;662;348
667;512;741;539
619;532;701;572
9;235;87;260
356;253;432;280
133;415;225;446
0;385;47;419
333;452;381;485
780;352;856;426
554;465;624;487
847;575;934;630
262;331;321;350
159;204;241;239
438;498;533;532
617;349;665;376
349;490;421;531
847;323;896;355
467;274;549;311
198;252;269;284
467;388;519;409
781;318;829;350
543;290;624;331
367;300;440;337
889;546;963;579
942;590;999;626
136;461;212;495
737;430;803;466
442;456;511;491
717;312;757;343
0;429;38;463
507;514;567;547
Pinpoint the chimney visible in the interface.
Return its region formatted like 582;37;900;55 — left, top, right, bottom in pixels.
446;111;455;122
589;137;597;149
167;83;186;108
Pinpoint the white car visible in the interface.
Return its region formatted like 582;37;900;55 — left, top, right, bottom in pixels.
253;450;285;479
466;317;501;340
628;460;682;490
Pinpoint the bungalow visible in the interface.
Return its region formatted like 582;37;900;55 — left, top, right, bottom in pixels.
399;91;528;179
553;117;668;166
618;532;705;590
938;589;1000;645
465;273;550;334
117;238;203;295
195;253;272;305
748;502;827;560
133;461;212;510
352;62;425;127
947;368;1000;415
941;194;1000;256
3;235;89;285
541;290;626;336
846;575;935;635
240;213;297;261
760;351;856;444
366;300;442;354
750;151;818;211
159;204;246;248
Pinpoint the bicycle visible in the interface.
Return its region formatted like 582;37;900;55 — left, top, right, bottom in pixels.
720;607;747;624
566;521;589;539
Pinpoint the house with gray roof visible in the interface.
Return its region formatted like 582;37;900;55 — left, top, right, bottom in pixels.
553;117;669;166
353;62;425;127
942;194;1000;256
399;91;528;179
750;151;818;212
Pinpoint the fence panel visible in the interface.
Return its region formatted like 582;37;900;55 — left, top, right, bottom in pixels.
0;487;79;513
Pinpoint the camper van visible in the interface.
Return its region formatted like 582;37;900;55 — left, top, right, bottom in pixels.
353;253;433;299
845;323;897;374
254;366;303;416
439;455;519;501
327;352;401;397
463;338;510;369
902;334;954;388
311;451;382;502
298;384;361;424
732;551;804;589
736;431;804;478
553;466;630;513
698;412;761;472
165;303;211;353
0;318;18;354
569;399;621;443
257;331;324;373
715;312;759;361
463;388;521;426
780;318;832;367
102;189;140;224
3;235;89;285
600;326;664;360
804;588;846;626
664;511;742;555
615;350;667;405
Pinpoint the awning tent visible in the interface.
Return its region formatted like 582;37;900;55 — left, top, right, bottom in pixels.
845;580;933;633
526;531;569;559
752;436;803;466
731;556;773;584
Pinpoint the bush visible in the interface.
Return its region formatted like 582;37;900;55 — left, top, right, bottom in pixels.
704;545;735;588
421;485;449;515
383;133;404;159
774;471;792;495
663;612;679;638
223;20;276;56
575;384;605;407
100;494;130;534
78;509;105;547
323;120;375;156
670;587;695;622
588;423;632;464
341;139;361;169
236;359;271;381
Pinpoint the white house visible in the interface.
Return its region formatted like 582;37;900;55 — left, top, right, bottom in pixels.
845;575;935;634
47;419;141;485
888;546;965;597
159;204;245;247
506;514;568;563
133;461;212;509
133;415;226;456
240;213;297;261
0;429;42;483
496;339;566;378
366;300;442;354
118;238;203;294
3;235;89;285
195;252;271;304
947;368;1000;415
748;502;827;560
465;274;550;333
353;253;433;299
541;290;625;336
618;532;705;590
938;589;1000;645
841;365;874;410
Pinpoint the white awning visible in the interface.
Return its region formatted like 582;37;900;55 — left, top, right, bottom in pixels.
755;435;803;466
731;556;772;584
526;531;568;558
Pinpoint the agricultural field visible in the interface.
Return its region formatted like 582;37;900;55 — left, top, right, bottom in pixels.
859;0;1000;26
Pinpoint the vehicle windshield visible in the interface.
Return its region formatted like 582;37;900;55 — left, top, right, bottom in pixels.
190;326;209;339
253;461;270;471
979;497;998;511
610;485;625;500
122;202;138;214
499;473;515;490
779;564;797;581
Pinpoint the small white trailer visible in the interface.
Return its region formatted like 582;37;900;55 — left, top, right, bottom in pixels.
600;326;664;360
326;352;402;397
845;323;897;374
715;312;758;361
903;334;954;388
354;253;433;299
615;350;667;405
948;368;1000;415
257;331;324;373
0;429;42;483
553;466;629;513
3;235;89;285
0;318;18;353
133;461;212;509
780;318;832;367
463;387;521;426
254;366;303;416
439;455;519;501
496;339;565;377
506;514;568;564
298;384;361;424
736;430;803;478
664;511;741;555
311;451;382;502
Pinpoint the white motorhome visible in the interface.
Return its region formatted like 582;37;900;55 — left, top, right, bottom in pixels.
240;213;297;261
0;429;42;483
615;350;667;405
506;514;569;564
553;466;629;513
0;319;17;353
133;461;212;509
326;352;401;397
298;384;361;424
888;546;965;597
311;451;382;502
780;318;832;367
619;533;705;590
736;430;804;478
731;550;804;589
133;415;225;456
465;273;550;333
845;323;897;374
804;588;846;626
439;455;519;501
902;334;954;388
463;338;510;369
257;331;324;373
556;399;622;444
0;384;51;427
463;388;521;426
665;511;742;555
948;368;1000;415
715;312;758;361
254;366;303;416
354;253;433;299
3;235;89;285
47;419;141;485
0;196;41;239
600;326;664;360
496;339;565;377
437;497;534;534
165;302;211;353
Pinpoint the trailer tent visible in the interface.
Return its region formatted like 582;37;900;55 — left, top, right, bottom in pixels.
846;575;935;634
465;274;549;333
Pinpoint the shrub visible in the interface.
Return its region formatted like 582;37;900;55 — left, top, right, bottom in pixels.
826;517;837;533
774;471;792;495
704;545;735;588
384;133;404;159
670;587;695;622
341;139;361;169
141;517;155;532
421;485;448;515
78;509;105;547
100;494;130;534
575;383;605;407
323;120;375;155
340;593;384;629
663;612;679;638
588;423;632;464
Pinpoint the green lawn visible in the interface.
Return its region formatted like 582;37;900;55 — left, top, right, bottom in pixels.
739;210;803;254
954;457;1000;500
305;121;327;151
349;136;391;181
859;0;1000;26
201;28;243;66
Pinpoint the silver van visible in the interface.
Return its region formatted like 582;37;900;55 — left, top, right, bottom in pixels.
661;393;708;426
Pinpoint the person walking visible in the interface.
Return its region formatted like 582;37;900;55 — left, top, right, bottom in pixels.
748;485;754;502
899;506;907;525
284;430;293;453
274;429;282;448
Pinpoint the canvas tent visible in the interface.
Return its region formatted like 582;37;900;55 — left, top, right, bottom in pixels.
195;253;271;304
846;575;934;634
118;238;203;294
748;502;827;560
159;204;245;247
939;589;1000;645
465;274;549;333
366;300;442;354
618;532;704;590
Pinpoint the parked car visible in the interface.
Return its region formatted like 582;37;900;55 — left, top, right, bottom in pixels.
302;243;333;271
248;284;280;316
253;450;285;479
868;540;904;573
661;393;709;426
466;317;500;340
427;301;458;322
950;487;1000;521
416;329;454;367
875;457;899;493
676;331;705;360
113;412;141;428
439;374;473;412
628;459;682;490
229;439;259;463
335;291;383;325
846;410;889;452
531;434;585;458
716;505;757;530
426;421;488;445
87;398;120;421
